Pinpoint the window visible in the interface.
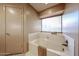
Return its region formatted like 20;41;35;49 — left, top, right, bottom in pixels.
42;16;62;32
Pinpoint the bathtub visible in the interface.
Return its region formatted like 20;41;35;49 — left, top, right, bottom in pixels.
29;32;69;56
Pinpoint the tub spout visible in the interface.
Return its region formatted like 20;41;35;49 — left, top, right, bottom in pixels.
62;44;68;47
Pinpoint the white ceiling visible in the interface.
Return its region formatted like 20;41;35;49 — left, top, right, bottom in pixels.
30;3;59;12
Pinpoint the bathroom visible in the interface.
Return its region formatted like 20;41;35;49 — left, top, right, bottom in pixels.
0;3;79;56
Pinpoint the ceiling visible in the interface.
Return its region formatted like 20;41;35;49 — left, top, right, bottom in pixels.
30;3;59;12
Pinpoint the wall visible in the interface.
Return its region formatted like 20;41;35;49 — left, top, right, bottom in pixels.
0;4;5;55
25;4;41;33
62;3;79;56
23;4;41;53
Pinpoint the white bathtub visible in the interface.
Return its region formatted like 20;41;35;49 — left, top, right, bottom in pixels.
29;32;69;56
31;39;69;56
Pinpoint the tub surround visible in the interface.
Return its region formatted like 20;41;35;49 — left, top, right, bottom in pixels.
28;32;69;56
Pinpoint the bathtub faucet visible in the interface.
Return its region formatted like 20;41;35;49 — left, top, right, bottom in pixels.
62;40;68;47
61;43;68;47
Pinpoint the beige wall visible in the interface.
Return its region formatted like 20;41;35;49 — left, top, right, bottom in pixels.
24;4;41;53
25;4;41;33
62;3;79;56
23;4;41;55
0;4;5;55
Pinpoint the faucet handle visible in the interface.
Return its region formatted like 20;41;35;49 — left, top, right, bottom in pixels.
66;40;68;44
